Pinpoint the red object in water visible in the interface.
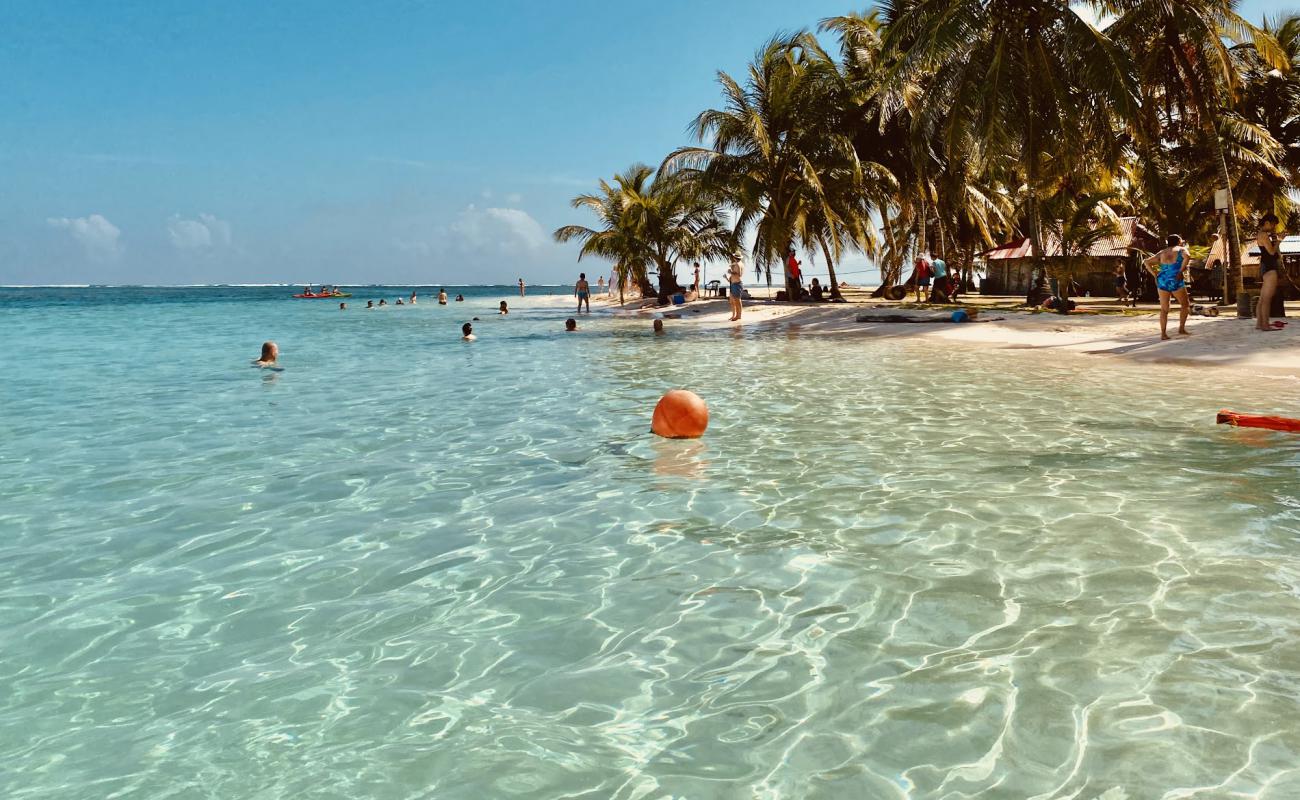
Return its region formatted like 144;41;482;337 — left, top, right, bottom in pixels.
1216;410;1300;433
652;390;710;439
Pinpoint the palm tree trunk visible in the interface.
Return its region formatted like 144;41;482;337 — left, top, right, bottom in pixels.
819;239;844;301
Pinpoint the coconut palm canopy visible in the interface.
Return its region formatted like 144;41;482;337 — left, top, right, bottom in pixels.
556;3;1297;303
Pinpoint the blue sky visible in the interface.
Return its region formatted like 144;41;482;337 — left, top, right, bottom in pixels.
0;0;1287;286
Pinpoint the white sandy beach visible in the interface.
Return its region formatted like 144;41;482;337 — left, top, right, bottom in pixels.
590;292;1300;378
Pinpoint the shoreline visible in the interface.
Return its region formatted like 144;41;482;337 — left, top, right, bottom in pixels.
595;291;1300;379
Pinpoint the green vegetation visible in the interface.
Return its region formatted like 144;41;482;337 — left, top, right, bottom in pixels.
556;3;1299;303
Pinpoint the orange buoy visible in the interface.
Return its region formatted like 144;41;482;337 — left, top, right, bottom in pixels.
1216;409;1300;433
651;389;709;439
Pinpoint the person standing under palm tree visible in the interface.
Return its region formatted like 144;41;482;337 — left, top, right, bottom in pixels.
727;253;744;322
1257;213;1283;332
785;247;803;301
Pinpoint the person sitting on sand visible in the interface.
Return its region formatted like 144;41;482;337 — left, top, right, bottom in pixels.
438;288;448;305
1144;234;1192;340
575;273;591;313
809;278;825;302
253;341;279;368
499;301;509;315
653;319;664;335
565;318;577;332
461;322;475;341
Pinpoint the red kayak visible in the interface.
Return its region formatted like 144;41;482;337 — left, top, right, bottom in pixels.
1216;410;1300;433
292;292;352;299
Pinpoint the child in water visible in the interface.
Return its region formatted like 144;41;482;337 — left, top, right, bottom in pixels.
252;341;279;368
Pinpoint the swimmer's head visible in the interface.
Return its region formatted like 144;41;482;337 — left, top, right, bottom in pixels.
260;341;278;362
339;302;346;310
1166;234;1182;247
367;300;374;308
499;301;508;312
379;299;387;305
565;318;576;331
653;319;664;333
462;322;472;336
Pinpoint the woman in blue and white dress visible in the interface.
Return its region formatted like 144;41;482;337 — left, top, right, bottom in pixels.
1144;234;1192;340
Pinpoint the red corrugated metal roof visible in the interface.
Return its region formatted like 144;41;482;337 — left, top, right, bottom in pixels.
983;238;1033;260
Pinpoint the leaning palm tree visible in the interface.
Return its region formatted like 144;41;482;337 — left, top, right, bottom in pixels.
880;0;1137;303
663;34;882;300
1104;0;1286;288
554;164;731;302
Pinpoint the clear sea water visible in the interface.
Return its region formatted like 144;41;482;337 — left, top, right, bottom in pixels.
3;285;1300;799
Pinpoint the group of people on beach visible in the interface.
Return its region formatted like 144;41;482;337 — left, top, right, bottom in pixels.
1142;213;1285;339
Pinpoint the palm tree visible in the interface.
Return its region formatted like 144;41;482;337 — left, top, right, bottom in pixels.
879;0;1137;303
554;164;731;302
1104;0;1286;291
663;35;883;301
1234;13;1300;223
1040;188;1124;308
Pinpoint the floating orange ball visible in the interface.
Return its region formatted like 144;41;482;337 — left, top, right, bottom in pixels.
651;389;709;439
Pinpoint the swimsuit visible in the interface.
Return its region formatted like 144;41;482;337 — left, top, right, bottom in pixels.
1156;252;1186;293
1260;243;1280;274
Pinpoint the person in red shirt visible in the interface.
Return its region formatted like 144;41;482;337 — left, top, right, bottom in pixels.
914;257;932;301
785;247;803;300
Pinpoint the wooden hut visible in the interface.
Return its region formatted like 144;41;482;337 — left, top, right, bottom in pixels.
978;217;1160;297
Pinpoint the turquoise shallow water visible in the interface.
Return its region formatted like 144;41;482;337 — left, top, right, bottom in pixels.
2;286;1300;799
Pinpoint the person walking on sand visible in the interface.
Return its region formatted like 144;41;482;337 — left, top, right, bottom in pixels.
1113;265;1129;304
1144;234;1192;340
575;272;591;313
727;252;745;322
518;278;525;297
597;275;605;294
1257;213;1283;332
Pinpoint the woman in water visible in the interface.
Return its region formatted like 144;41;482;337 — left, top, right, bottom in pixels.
252;341;279;367
1143;234;1192;340
1257;213;1282;332
409;290;417;305
438;288;448;305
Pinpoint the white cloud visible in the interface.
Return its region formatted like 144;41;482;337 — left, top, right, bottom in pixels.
46;214;121;260
168;213;232;250
505;192;523;205
449;204;547;253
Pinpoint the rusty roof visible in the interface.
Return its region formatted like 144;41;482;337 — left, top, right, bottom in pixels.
981;217;1159;260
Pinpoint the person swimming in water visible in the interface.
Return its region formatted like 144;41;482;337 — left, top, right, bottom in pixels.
461;322;475;341
565;318;577;331
253;341;279;367
395;298;404;306
438;288;448;305
1143;233;1192;340
409;290;417;305
339;302;346;310
455;294;464;302
379;299;387;306
366;300;374;309
653;319;664;335
499;301;509;315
